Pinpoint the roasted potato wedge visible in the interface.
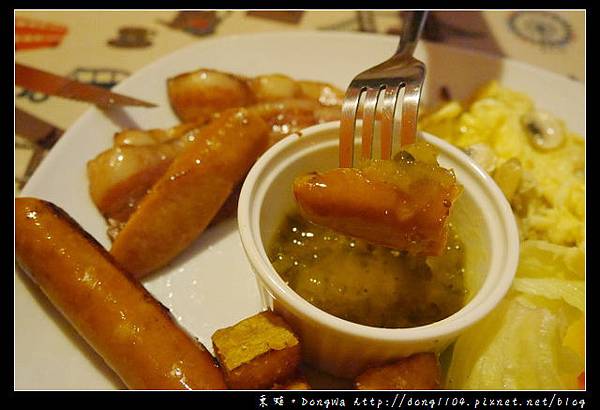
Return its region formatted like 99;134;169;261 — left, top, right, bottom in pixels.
113;122;206;147
247;74;301;101
244;99;340;146
88;141;184;224
167;68;343;123
297;80;344;106
89;98;339;230
87;123;205;223
168;69;256;123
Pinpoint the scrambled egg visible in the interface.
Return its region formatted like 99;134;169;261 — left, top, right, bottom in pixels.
419;81;585;389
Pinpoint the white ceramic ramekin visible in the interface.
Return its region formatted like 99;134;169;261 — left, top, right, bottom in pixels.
238;121;519;378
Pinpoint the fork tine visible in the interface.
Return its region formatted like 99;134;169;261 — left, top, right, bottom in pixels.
339;87;362;167
339;12;428;165
379;85;400;160
361;87;382;160
399;79;423;147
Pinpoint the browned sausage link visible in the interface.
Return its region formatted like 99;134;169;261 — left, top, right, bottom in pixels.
15;197;228;390
110;108;269;277
293;164;461;256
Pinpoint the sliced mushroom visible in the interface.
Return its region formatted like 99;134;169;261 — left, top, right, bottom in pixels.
462;143;497;173
521;110;566;151
510;169;536;217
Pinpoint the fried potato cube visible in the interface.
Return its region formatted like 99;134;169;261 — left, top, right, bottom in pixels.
293;141;462;256
272;374;311;390
354;353;441;390
212;311;301;389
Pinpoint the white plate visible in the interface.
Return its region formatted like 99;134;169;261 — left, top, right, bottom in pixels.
15;31;585;390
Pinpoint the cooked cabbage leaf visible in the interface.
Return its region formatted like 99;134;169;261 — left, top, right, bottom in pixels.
420;82;585;390
446;295;583;389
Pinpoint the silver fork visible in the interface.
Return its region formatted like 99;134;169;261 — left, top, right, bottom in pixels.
339;11;429;167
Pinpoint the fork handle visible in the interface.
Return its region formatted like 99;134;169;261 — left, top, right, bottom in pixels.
396;11;429;57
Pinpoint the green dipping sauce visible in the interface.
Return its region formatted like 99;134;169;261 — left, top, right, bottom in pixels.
268;212;467;328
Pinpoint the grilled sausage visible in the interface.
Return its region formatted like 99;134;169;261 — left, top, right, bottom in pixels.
293;146;462;256
15;197;228;390
109;108;269;277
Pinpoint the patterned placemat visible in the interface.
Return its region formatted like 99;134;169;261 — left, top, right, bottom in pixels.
14;10;585;194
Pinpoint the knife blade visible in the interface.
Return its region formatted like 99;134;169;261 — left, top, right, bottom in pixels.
15;107;63;148
15;63;157;108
